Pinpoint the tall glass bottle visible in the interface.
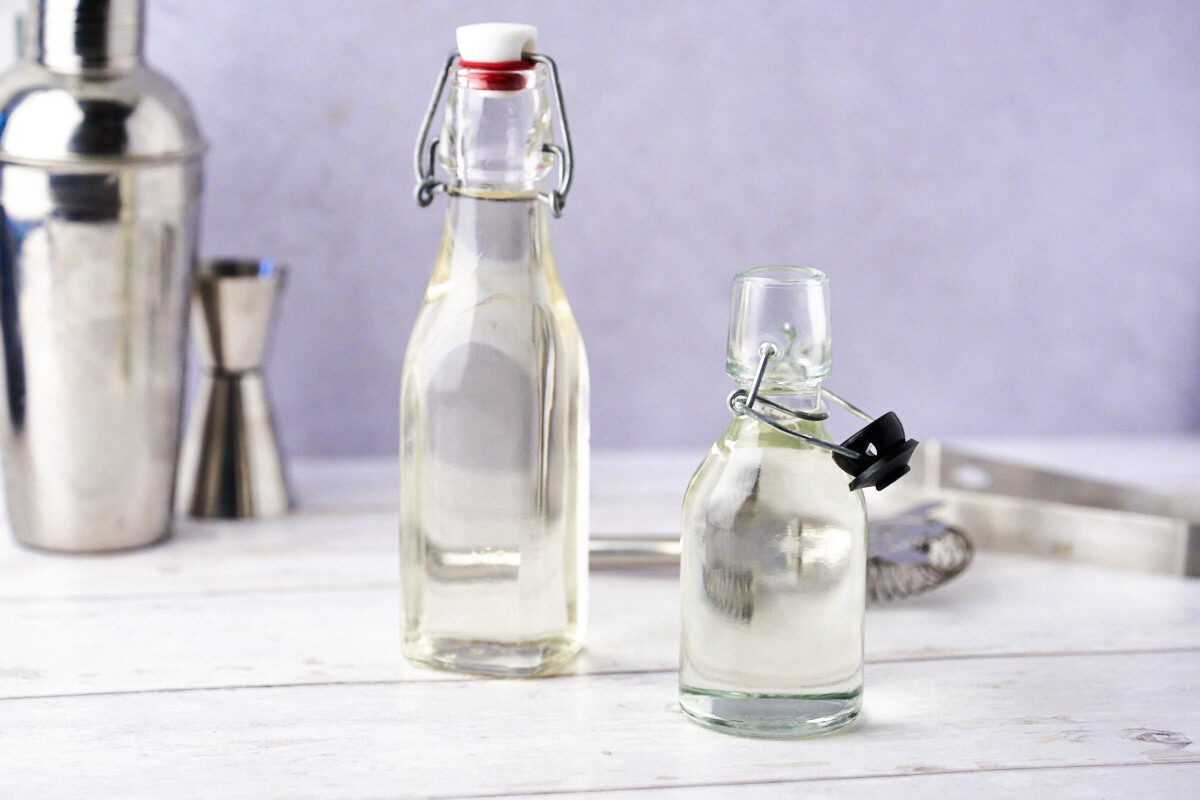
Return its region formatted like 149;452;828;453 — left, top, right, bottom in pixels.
401;24;588;677
680;267;867;737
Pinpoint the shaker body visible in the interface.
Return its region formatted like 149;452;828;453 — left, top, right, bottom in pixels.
0;157;202;550
0;1;206;551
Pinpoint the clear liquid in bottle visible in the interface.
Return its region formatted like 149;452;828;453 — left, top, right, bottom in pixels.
680;417;865;736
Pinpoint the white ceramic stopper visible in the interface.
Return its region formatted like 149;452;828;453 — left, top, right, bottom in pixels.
456;23;538;63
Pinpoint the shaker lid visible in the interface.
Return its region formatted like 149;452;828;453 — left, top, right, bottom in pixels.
456;23;537;65
0;66;206;166
0;0;205;166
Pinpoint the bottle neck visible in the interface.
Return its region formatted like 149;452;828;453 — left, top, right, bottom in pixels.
34;0;144;75
734;379;824;415
728;381;831;449
438;194;554;282
438;63;552;197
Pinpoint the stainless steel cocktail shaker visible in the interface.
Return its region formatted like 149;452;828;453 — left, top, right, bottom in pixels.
0;0;205;551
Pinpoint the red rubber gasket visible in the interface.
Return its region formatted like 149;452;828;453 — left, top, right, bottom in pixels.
458;59;536;91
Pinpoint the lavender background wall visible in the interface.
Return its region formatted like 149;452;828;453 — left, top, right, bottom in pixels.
5;1;1199;455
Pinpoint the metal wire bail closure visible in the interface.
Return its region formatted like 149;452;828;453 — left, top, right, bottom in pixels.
728;343;919;491
412;50;575;217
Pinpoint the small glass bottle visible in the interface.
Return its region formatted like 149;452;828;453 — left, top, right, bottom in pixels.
679;266;867;737
400;24;588;677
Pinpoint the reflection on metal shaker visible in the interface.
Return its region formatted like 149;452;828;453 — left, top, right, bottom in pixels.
0;0;205;551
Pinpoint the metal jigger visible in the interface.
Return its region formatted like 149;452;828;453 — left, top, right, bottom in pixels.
176;259;292;519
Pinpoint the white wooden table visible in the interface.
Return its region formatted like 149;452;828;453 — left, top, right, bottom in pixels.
1;439;1198;798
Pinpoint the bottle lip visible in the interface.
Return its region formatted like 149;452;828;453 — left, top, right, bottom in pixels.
727;265;833;385
737;265;828;287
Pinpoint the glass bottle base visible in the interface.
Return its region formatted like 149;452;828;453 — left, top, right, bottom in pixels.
404;634;580;678
679;685;861;738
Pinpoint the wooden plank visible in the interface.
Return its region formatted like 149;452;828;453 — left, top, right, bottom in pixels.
0;510;398;601
2;551;1199;700
0;571;677;699
2;440;1197;603
0;652;1196;798
255;452;698;518
0;504;679;601
864;550;1200;662
0;454;696;602
281;451;695;536
504;763;1200;799
0;443;1196;796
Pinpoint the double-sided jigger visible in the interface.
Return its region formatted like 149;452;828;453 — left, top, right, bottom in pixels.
176;259;292;519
